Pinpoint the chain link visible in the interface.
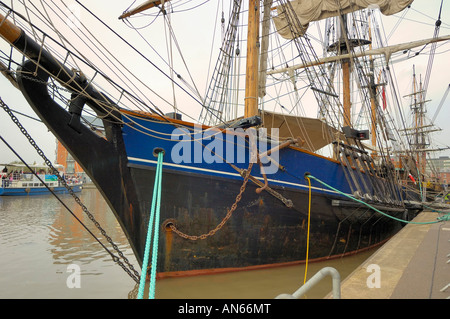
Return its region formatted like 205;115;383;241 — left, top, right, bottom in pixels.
169;162;254;241
0;97;141;283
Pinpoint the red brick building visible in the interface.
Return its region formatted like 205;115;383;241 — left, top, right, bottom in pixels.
54;116;104;181
55;142;84;174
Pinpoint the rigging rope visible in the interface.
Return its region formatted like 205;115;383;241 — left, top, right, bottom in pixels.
73;0;229;127
305;173;450;224
138;150;164;299
422;0;443;101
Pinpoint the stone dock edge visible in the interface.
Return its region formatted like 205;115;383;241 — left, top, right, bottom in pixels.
328;211;449;299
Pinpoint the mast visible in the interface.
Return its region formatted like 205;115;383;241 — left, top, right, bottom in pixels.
412;67;427;178
368;14;377;150
339;15;351;128
342;59;351;127
258;0;272;98
369;72;378;150
244;0;260;118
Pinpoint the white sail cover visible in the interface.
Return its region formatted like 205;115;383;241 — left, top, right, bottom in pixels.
273;0;414;39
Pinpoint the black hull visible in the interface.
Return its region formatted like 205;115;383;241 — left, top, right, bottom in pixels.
130;163;407;275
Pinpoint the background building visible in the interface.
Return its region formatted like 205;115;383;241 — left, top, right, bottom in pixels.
427;156;450;187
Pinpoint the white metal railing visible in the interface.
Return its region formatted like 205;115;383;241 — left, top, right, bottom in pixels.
275;267;341;299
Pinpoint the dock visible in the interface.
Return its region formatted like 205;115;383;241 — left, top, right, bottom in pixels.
336;211;449;299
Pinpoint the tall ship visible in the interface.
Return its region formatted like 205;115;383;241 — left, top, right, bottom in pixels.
398;66;450;202
0;0;448;278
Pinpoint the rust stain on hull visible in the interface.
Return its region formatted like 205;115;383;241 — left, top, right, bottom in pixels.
155;239;388;280
164;223;173;272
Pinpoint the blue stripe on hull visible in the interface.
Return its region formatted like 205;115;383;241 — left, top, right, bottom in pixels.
122;116;355;198
0;185;82;196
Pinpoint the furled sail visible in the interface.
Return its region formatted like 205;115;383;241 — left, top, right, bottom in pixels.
273;0;414;39
261;111;343;152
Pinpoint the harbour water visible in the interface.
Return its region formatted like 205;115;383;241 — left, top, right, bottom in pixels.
0;187;377;299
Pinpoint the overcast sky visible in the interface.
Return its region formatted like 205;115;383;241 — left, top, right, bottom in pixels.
0;0;449;166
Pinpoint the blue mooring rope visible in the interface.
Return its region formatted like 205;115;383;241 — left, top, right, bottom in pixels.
138;151;164;299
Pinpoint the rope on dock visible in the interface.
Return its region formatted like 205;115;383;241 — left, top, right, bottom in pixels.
303;176;312;285
305;174;450;224
138;149;164;299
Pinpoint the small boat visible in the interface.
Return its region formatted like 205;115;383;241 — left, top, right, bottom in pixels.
0;163;82;196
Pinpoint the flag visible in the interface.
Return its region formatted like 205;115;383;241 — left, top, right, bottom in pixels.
381;86;387;110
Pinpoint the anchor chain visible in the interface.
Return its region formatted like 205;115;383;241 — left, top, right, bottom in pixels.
0;97;141;283
169;162;254;240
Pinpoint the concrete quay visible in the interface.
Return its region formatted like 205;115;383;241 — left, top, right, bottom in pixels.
336;211;449;299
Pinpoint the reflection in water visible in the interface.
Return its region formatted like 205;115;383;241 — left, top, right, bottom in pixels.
154;248;376;299
0;189;137;298
47;189;131;270
0;189;375;299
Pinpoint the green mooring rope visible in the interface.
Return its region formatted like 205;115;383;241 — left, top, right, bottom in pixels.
138;151;164;299
305;174;449;224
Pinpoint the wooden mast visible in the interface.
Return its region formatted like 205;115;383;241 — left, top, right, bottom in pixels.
413;67;427;179
244;0;260;118
342;59;351;127
368;15;378;151
340;15;351;128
